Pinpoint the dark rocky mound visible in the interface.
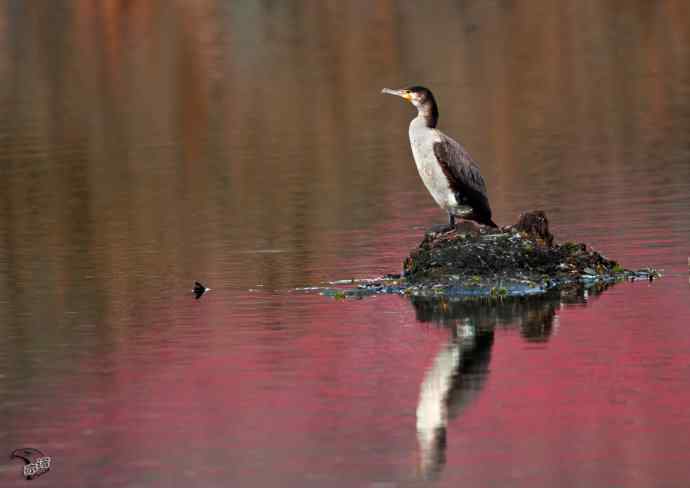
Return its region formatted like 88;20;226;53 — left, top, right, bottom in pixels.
315;211;659;300
400;211;657;297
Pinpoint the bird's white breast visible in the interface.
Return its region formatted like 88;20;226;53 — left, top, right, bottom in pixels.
409;125;458;211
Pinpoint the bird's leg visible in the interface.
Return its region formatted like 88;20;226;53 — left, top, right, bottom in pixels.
428;213;456;234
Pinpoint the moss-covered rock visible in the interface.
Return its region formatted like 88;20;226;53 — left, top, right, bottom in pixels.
400;211;657;296
314;211;659;300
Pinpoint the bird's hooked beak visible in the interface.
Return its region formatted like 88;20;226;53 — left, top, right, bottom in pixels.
382;88;412;101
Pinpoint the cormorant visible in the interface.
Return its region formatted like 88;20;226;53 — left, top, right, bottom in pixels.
382;86;497;229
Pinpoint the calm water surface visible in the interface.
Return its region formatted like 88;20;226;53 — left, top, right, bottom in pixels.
1;2;690;487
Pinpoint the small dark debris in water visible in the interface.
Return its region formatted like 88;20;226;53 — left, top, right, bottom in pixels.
193;281;210;300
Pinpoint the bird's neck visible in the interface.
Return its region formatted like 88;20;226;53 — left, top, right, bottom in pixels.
416;101;438;128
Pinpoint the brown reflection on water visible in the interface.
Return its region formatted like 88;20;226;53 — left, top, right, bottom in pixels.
1;2;690;487
1;1;689;293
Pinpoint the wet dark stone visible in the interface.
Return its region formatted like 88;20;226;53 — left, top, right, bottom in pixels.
514;210;554;247
402;211;626;292
319;211;659;300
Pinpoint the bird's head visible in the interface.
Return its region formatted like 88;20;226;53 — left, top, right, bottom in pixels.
382;86;438;127
381;86;434;109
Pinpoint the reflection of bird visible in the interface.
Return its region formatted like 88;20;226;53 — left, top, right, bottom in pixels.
416;338;459;478
382;86;496;229
416;322;494;480
409;290;609;479
192;281;210;300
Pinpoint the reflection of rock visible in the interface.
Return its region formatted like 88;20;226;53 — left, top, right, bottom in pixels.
520;301;556;342
411;289;607;479
411;285;608;344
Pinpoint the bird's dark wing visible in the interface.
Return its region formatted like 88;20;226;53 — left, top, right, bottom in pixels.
433;135;495;226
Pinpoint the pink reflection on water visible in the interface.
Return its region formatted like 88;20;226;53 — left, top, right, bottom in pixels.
441;278;690;487
4;293;452;487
